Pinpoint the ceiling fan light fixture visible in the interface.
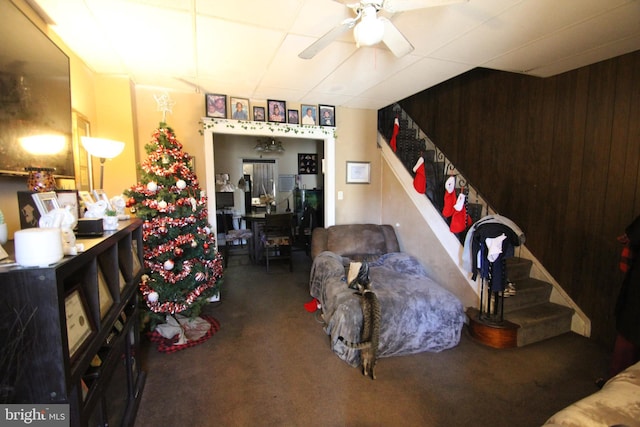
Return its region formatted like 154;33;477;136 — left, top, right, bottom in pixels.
353;5;384;47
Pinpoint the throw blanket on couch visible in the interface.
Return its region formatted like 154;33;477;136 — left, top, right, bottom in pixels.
310;251;466;366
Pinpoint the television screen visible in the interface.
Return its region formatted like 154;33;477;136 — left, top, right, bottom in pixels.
0;1;73;178
216;192;234;208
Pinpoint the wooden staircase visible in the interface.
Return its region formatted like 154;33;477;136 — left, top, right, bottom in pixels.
467;257;574;348
378;104;575;348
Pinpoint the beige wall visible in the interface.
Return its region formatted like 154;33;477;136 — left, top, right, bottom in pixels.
381;161;477;308
333;107;381;225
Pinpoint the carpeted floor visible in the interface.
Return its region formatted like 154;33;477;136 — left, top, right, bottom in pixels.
134;250;609;427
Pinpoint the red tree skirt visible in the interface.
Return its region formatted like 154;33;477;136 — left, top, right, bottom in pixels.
147;315;220;353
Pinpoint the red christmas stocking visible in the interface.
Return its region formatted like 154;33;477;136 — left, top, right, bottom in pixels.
442;176;456;218
450;193;473;233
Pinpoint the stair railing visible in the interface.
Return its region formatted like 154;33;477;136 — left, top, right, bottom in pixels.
378;103;497;227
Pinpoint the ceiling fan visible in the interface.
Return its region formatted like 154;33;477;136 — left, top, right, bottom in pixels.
298;0;468;60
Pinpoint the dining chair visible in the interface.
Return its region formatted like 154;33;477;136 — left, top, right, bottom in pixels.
217;213;253;267
261;213;293;272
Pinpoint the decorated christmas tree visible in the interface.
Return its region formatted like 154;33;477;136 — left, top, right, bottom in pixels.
124;121;223;330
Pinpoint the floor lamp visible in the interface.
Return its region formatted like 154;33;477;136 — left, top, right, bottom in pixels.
81;137;125;190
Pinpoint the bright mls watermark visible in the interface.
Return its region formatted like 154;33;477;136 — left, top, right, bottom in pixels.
0;405;68;426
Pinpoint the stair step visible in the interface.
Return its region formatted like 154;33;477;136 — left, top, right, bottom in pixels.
503;277;552;313
506;257;533;282
506;302;574;347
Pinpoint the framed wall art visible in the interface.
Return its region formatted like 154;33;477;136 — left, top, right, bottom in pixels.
301;105;317;125
319;104;335;127
298;153;318;175
205;93;227;118
346;161;370;184
287;109;299;124
253;106;265;122
230;97;249;120
267;99;286;123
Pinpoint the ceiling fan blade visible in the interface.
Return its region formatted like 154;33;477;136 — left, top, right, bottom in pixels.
299;18;358;59
380;17;414;57
382;0;468;13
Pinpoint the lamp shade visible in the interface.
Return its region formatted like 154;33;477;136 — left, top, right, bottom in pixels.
81;137;125;159
354;5;384;47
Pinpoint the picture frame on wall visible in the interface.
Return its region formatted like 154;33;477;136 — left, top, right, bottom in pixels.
301;104;317;125
346;161;371;184
298;153;318;175
205;93;227;118
267;99;286;123
253;106;265;122
287;109;299;124
230;97;250;120
319;104;335;127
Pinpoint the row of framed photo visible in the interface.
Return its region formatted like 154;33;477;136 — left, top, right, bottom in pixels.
205;94;335;127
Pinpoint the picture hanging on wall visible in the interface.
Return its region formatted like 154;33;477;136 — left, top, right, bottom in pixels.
298;153;318;175
253;106;265;122
205;93;227;118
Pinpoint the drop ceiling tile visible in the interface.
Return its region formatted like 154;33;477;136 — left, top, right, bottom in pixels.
313;47;421;96
529;34;640;77
260;35;356;91
431;0;634;65
484;1;640;73
196;0;304;31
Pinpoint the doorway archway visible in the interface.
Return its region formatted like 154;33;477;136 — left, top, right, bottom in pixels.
202;118;336;235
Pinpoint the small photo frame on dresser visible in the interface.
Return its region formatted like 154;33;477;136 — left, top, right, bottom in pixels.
65;287;95;359
32;191;60;217
92;189;112;209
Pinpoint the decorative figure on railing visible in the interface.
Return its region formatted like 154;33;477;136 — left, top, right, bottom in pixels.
412;150;426;194
442;175;457;218
389;116;399;152
450;190;473;234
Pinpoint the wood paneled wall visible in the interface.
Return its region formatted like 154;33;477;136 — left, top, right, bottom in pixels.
400;50;640;347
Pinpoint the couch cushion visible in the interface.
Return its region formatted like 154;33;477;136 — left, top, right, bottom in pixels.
326;224;390;256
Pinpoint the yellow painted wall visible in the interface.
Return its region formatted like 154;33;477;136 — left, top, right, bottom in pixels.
92;76;137;197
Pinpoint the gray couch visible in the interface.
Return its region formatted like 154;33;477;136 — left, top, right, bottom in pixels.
309;224;466;367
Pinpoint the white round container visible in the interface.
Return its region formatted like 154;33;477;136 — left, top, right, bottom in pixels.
14;228;64;267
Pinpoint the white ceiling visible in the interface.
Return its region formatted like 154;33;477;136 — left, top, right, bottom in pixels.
29;0;640;110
